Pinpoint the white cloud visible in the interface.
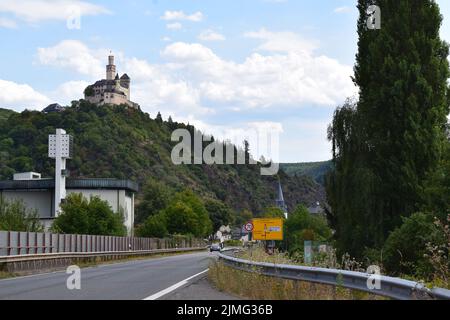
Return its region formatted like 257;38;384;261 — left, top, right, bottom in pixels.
198;29;226;41
161;41;355;108
35;36;355;145
161;42;219;62
161;10;203;22
334;6;354;14
244;28;318;54
36;40;107;78
0;79;51;110
166;22;182;30
122;57;212;116
281;119;332;162
50;80;90;104
0;0;110;24
0;17;17;28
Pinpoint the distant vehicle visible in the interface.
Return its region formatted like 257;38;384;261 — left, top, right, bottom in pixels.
210;243;221;252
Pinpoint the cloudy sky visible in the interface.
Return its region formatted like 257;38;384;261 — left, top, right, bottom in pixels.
0;0;449;163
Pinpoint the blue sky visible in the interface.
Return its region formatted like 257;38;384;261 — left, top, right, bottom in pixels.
0;0;449;163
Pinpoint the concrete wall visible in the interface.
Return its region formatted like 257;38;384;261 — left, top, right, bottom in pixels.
103;92;128;105
0;189;134;236
67;189;133;235
0;230;205;256
85;82;136;108
1;190;52;218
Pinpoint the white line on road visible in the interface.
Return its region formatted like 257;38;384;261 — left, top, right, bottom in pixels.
143;269;209;300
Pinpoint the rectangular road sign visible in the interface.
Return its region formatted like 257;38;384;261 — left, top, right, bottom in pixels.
252;218;284;241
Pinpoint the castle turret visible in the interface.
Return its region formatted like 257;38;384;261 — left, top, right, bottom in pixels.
120;74;131;100
106;55;116;80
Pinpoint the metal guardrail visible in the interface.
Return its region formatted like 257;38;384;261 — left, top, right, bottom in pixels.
217;251;450;300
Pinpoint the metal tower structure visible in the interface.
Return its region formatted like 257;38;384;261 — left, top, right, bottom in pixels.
48;129;73;218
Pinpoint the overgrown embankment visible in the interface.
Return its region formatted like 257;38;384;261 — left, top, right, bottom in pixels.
208;248;386;300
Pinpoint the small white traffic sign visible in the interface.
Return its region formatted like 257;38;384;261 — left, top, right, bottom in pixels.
244;222;254;232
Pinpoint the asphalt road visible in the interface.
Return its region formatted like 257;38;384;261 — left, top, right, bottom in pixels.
0;251;236;300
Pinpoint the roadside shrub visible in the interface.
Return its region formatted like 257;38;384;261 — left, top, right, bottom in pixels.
284;205;333;256
136;213;168;238
383;212;445;278
424;215;450;288
52;193;126;236
0;196;43;232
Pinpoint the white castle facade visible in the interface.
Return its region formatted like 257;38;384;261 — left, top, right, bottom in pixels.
84;55;139;109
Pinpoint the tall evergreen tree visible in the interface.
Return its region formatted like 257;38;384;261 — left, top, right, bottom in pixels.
327;0;450;257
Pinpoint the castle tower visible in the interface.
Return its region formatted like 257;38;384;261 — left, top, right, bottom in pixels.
106;54;116;80
120;74;131;99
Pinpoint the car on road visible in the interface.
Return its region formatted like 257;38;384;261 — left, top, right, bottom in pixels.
210;243;221;252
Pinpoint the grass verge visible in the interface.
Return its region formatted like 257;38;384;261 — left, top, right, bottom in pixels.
0;271;17;280
208;253;387;300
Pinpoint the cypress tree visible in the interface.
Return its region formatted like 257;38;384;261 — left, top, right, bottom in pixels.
327;0;450;257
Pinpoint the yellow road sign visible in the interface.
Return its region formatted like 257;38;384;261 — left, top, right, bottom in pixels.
252;218;284;241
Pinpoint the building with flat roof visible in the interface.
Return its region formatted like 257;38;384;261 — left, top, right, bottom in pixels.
0;175;138;236
308;202;324;216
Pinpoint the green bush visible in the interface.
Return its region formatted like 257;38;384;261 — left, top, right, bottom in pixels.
204;198;234;231
0;196;43;232
83;86;94;97
224;240;241;247
383;212;445;277
139;189;213;238
284;205;332;255
135;178;171;224
263;206;285;219
52;193;126;236
136;213;168;238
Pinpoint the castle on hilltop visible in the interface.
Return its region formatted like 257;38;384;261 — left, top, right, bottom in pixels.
84;54;139;109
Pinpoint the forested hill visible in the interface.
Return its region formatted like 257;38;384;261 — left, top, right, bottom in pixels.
0;108;14;124
280;161;333;186
0;101;325;217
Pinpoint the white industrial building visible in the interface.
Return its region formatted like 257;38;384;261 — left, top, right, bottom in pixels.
0;176;138;235
0;129;138;236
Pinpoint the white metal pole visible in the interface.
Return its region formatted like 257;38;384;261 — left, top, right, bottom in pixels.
53;129;66;218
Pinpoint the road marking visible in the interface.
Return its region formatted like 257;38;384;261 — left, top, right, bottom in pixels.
143;269;209;300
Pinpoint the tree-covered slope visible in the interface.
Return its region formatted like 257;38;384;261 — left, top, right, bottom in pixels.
280;161;333;186
0;108;14;124
0;101;325;218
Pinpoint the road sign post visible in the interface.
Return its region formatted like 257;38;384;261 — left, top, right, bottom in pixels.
252;218;284;241
244;221;254;242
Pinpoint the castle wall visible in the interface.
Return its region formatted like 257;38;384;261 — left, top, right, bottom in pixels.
104;93;129;105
